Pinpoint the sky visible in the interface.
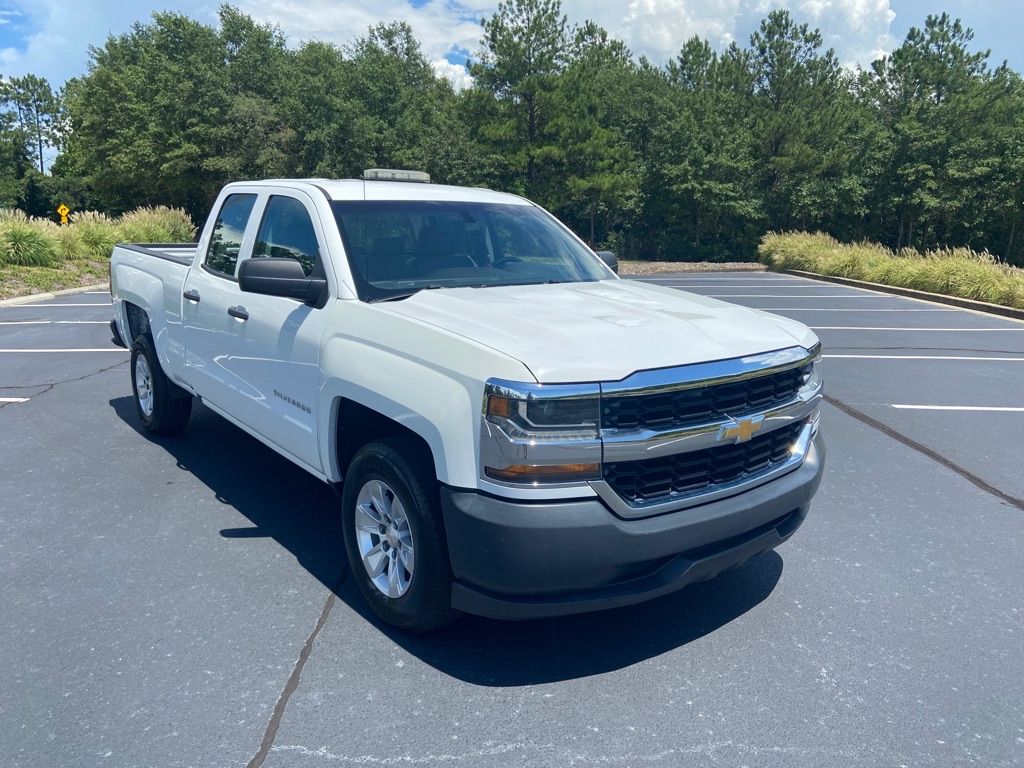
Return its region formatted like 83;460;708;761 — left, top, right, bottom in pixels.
0;0;1020;92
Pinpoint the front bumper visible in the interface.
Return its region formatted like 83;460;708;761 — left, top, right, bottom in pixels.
441;433;825;620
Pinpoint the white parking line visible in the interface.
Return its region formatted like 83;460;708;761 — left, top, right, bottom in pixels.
0;397;29;403
891;404;1024;412
0;348;127;353
0;320;110;325
713;271;1024;326
825;354;1024;361
1;303;111;308
810;326;1024;331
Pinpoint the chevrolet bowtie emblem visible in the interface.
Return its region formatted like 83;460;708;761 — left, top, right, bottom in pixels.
718;414;765;444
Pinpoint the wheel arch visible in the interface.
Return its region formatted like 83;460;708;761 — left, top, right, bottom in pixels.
333;398;438;484
112;260;174;370
124;301;152;343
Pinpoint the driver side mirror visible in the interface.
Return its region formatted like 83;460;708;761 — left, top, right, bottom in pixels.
595;250;619;274
239;257;327;304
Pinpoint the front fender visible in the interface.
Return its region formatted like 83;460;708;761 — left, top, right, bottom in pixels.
316;303;535;487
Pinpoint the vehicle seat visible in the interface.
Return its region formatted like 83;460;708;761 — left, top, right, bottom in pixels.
368;236;412;282
413;226;476;275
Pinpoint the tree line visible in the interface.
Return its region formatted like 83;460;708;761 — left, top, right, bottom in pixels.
2;0;1023;265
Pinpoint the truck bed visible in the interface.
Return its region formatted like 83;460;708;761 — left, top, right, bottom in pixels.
110;242;198;390
114;242;197;266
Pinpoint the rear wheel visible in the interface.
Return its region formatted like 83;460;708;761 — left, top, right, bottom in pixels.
342;437;456;632
130;334;192;435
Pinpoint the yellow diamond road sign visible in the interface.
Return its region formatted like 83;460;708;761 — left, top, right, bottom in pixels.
56;203;70;225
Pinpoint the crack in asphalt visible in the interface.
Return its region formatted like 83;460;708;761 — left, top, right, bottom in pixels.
246;569;348;768
0;360;128;408
824;394;1024;512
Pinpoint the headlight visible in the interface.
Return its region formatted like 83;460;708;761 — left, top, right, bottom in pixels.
481;380;601;485
485;391;599;439
800;345;823;392
800;345;823;436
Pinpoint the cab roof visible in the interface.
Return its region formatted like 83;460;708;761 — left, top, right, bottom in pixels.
234;178;532;206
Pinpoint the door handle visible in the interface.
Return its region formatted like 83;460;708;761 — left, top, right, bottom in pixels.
227;305;249;321
183;288;200;303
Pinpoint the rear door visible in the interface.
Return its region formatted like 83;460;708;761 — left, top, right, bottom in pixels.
182;192;259;408
223;191;331;471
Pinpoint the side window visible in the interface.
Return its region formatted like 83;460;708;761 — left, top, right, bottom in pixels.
205;194;257;277
252;196;322;277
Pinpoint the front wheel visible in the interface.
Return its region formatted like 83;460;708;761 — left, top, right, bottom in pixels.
341;437;456;632
130;334;192;435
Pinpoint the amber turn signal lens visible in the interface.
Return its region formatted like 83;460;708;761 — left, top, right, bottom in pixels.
486;395;513;419
485;463;600;484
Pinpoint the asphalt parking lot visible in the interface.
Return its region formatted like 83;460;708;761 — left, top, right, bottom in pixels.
1;273;1022;768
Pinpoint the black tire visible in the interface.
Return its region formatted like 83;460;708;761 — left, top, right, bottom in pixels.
130;334;192;435
341;437;457;632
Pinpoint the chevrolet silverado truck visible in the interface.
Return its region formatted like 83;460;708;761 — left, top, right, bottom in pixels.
109;170;825;631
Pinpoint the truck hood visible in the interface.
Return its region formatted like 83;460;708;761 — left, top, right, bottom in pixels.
378;279;819;383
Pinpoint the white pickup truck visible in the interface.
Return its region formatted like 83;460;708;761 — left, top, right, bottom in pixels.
110;171;825;631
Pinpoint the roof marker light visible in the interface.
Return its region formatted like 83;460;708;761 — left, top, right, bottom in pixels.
362;168;431;183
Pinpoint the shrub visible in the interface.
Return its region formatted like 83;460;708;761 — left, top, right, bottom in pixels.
69;211;119;259
758;232;1024;310
116;206;197;244
0;209;59;267
0;205;198;265
50;223;86;260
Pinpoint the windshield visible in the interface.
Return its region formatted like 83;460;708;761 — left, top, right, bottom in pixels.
331;200;610;301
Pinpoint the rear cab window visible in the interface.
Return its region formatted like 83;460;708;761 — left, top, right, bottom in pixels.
204;193;258;278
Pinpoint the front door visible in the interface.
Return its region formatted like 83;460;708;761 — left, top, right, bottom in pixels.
221;193;330;472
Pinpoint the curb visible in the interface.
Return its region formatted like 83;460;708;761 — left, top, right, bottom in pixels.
0;283;110;307
781;270;1024;321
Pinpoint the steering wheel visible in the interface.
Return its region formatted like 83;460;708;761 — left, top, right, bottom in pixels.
446;253;478;268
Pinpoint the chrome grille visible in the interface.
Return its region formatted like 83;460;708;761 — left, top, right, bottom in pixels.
602;420;806;505
601;363;809;431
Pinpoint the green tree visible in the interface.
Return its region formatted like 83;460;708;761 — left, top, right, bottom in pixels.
0;104;30;205
345;22;472;181
471;0;570;197
2;74;61;173
867;14;1017;256
649;38;761;259
547;22;638;243
748;10;862;231
205;7;294;180
62;11;230;218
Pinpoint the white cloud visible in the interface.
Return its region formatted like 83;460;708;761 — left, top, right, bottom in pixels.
0;0;899;88
233;0;484;63
431;58;474;91
782;0;896;66
0;0;224;86
558;0;896;67
563;0;742;58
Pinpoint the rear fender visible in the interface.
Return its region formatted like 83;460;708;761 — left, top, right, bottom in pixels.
112;255;188;385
